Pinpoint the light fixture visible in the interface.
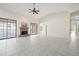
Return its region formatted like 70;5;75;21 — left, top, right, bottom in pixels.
28;3;40;14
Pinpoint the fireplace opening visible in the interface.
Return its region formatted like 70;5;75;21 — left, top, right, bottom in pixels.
21;31;28;35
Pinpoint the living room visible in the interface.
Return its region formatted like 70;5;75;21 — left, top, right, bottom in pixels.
0;3;79;56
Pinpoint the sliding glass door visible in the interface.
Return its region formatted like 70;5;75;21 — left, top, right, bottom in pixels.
3;20;7;38
0;18;16;39
10;20;16;38
0;20;4;39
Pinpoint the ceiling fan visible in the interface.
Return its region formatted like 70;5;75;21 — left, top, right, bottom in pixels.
29;3;40;14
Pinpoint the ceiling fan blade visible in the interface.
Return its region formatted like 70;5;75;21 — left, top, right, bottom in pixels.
29;9;32;11
35;11;38;14
36;10;40;12
29;11;32;13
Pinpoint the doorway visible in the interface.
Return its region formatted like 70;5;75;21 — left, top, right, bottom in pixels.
30;23;38;35
70;10;79;40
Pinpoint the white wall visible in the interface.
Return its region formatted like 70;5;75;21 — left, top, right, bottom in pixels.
40;12;70;39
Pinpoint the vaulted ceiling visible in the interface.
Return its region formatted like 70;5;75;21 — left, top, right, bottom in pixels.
0;3;79;19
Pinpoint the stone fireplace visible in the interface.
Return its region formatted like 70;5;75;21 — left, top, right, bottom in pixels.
20;23;28;37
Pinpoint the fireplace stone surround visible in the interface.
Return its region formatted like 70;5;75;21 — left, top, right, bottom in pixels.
20;25;28;37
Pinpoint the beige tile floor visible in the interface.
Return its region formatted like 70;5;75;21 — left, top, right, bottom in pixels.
0;34;79;56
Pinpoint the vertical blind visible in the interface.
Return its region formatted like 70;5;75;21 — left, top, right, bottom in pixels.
0;18;16;39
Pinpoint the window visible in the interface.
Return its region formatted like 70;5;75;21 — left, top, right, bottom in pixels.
0;18;17;39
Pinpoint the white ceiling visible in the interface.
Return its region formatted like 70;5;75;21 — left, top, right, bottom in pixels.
0;3;79;19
